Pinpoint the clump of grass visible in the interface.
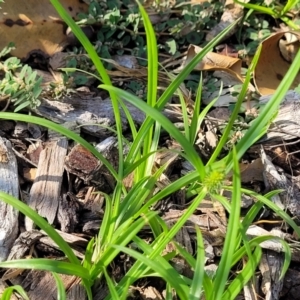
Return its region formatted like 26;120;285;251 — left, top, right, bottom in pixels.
0;0;299;299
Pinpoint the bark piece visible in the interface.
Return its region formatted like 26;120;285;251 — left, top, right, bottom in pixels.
23;167;37;182
39;229;87;259
20;271;83;300
27;141;43;165
139;286;163;300
65;144;100;182
259;251;284;300
0;137;19;261
13;121;29;138
35;96;182;137
243;276;260;300
65;137;118;190
26;138;68;230
261;146;300;218
57;192;80;233
7;230;43;260
67;281;87;300
282;268;300;299
259;90;300;141
2;231;44;282
247;225;288;253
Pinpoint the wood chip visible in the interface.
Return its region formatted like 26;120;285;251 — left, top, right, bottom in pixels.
35;96;182;137
259;251;284;300
0;137;19;261
26;138;68;230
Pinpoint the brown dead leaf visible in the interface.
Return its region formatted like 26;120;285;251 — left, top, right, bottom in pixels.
226;158;264;183
180;45;244;83
0;0;88;58
254;31;300;95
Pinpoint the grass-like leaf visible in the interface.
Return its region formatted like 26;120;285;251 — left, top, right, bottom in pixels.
0;259;89;279
0;285;29;300
225;187;300;238
223;246;262;299
52;272;67;300
215;44;300;173
207;44;261;165
0;192;79;265
189;227;205;299
99;85;205;177
210;147;241;300
0;112;119;180
112;244;190;299
50;0;124;177
124;19;240;181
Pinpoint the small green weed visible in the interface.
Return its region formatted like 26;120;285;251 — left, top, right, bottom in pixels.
0;43;43;112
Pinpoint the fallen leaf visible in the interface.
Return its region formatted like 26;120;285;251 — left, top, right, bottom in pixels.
180;44;244;83
0;0;88;58
254;31;300;95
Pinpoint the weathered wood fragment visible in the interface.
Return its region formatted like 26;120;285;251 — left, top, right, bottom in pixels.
39;229;87;259
65;144;101;183
259;90;300;141
26;138;68;230
259;251;284;300
261;146;300;218
7;230;43;260
57;192;80;233
20;271;82;300
67;281;87;300
0;137;19;261
65;137;118;190
35;96;182;137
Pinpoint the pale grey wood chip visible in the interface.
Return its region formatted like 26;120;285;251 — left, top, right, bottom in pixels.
35;96;182;137
139;286;163;300
26;138;68;230
259;251;284;300
261;146;300;218
0;137;19;262
246;225;287;253
243;276;260;300
259;90;300;141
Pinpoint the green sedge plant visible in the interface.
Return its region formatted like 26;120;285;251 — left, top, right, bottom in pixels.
0;1;300;300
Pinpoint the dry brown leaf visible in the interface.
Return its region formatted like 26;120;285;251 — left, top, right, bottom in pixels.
0;0;88;58
180;44;244;82
254;31;300;95
226;158;264;183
